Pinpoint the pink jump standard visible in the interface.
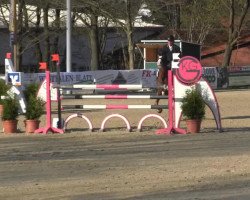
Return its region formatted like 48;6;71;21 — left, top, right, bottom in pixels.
35;62;64;134
155;70;186;135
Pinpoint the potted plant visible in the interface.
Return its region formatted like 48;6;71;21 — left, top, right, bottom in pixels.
181;87;206;133
23;83;40;102
2;97;19;134
24;83;45;133
0;79;10;116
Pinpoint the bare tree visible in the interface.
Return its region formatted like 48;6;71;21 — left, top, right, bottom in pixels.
143;0;185;33
42;3;50;65
70;0;144;70
179;0;220;44
74;7;101;71
0;3;9;27
105;0;144;70
221;0;249;67
144;0;219;44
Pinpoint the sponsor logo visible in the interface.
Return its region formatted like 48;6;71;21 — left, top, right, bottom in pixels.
176;56;202;85
7;72;21;86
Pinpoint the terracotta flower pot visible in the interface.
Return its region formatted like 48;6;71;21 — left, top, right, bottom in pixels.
0;104;4;116
186;119;202;133
25;120;40;133
3;120;18;134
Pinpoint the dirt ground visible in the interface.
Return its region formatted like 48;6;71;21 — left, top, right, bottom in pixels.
0;89;250;199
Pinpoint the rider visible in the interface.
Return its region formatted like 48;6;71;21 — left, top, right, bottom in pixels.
156;35;181;113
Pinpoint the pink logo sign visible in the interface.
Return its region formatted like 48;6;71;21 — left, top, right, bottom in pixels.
176;56;202;85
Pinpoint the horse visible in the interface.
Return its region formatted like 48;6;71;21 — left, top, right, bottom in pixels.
155;66;168;113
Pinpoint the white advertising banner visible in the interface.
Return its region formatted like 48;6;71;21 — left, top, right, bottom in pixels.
22;68;218;89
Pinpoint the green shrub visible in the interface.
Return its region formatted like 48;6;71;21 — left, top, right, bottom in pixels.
0;79;10;104
2;97;19;120
25;96;44;120
23;83;40;101
181;88;206;120
24;83;44;120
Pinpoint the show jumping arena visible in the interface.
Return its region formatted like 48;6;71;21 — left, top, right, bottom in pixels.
1;54;250;199
0;88;250;199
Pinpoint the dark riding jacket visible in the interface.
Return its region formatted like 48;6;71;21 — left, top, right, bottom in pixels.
158;44;180;70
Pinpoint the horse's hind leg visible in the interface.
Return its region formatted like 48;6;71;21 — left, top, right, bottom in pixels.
155;88;161;105
155;87;163;113
163;83;168;95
